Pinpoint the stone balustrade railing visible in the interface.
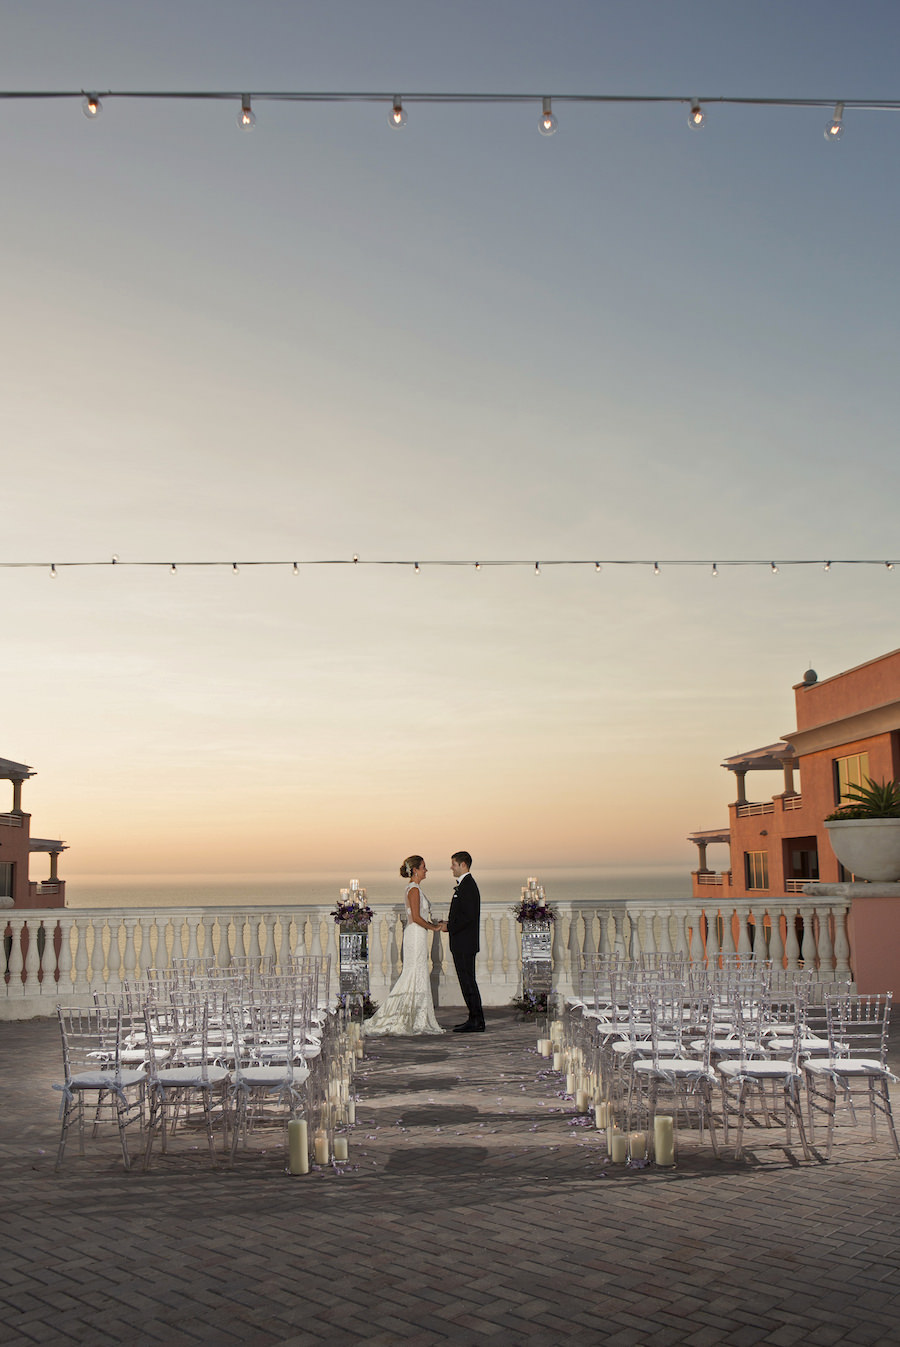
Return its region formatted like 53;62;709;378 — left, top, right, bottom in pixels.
2;895;854;1019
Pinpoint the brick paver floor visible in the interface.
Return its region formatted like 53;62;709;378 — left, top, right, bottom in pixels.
2;1008;900;1345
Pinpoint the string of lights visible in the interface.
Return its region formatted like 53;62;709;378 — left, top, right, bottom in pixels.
1;557;896;577
1;88;897;139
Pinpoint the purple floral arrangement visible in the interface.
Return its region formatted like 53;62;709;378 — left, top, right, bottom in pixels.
331;896;374;926
513;898;555;923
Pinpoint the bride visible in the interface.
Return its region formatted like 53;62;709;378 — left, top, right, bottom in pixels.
364;855;445;1037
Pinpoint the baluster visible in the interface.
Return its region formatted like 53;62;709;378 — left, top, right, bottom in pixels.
735;905;754;957
106;916;124;991
182;914;200;966
483;914;495;978
258;913;275;970
550;910;565;989
720;908;738;957
638;908;656;958
767;907;785;971
815;904;835;977
73;915;91;995
705;906;721;967
783;905;801;970
833;904;852;977
139;915;158;977
91;918;107;991
798;903;817;969
56;913;75;993
497;911;510;976
25;920;44;994
292;912;310;963
565;910;582;999
657;907;674;955
610;908;627;958
682;907;699;966
7;916;25;993
121;918;138;986
581;907;597;965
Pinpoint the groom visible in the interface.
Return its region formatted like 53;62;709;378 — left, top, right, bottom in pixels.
445;850;485;1033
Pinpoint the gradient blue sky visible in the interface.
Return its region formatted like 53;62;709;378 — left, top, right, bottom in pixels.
2;2;898;885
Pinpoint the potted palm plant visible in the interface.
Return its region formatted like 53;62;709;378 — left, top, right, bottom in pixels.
824;777;900;882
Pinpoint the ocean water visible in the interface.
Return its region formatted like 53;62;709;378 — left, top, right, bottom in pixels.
65;865;689;910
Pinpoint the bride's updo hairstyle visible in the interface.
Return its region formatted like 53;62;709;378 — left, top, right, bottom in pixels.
400;855;425;879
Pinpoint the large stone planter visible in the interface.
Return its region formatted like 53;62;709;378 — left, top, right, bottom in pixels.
824;818;900;882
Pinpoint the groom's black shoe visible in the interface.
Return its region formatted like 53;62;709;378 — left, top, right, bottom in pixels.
453;1020;485;1033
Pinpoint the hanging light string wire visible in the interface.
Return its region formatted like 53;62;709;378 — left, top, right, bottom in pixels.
5;557;897;574
2;89;900;113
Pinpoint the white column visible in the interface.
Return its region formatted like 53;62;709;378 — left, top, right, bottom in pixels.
705;906;721;966
7;916;25;995
815;905;835;977
735;905;754;957
23;920;42;995
783;905;801;971
798;903;817;970
56;913;75;993
767;908;785;972
833;904;852;978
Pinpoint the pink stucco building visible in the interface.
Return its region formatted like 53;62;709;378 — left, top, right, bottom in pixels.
0;756;67;909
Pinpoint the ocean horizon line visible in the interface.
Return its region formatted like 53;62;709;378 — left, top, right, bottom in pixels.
64;863;692;909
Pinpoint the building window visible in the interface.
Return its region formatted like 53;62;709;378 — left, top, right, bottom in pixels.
745;851;769;890
0;862;11;898
834;752;870;805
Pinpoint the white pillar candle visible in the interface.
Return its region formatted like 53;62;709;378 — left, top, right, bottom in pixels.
346;1099;356;1125
629;1131;647;1160
565;1072;576;1096
552;1052;563;1072
610;1132;628;1163
594;1102;609;1130
654;1115;676;1166
288;1119;309;1175
314;1131;330;1166
575;1089;590;1113
333;1135;349;1162
539;1038;552;1057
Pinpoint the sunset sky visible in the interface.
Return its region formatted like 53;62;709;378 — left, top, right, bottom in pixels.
2;2;899;889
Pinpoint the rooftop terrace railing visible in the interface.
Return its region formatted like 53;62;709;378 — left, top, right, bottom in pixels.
2;895;853;1019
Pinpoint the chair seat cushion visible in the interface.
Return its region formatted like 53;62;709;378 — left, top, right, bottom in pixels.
154;1066;230;1087
633;1058;715;1078
719;1059;801;1079
239;1065;311;1087
804;1057;890;1077
69;1068;147;1090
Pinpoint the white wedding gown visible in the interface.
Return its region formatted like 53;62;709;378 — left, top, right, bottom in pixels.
364;883;445;1036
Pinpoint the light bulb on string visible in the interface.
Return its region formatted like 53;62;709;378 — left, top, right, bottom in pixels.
170;563;177;574
653;562;660;576
886;561;895;571
414;562;420;574
539;97;558;136
50;563;57;578
111;554;119;565
292;562;299;575
82;93;102;120
771;561;779;574
823;560;831;571
232;562;240;574
535;561;541;574
711;562;719;578
352;554;359;564
237;95;256;131
594;562;602;573
474;561;481;571
389;96;407;129
825;102;844;141
687;100;704;131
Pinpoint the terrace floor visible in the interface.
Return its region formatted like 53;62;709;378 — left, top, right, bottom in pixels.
1;1009;900;1346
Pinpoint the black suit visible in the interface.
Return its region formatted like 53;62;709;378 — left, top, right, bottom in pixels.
447;872;484;1026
